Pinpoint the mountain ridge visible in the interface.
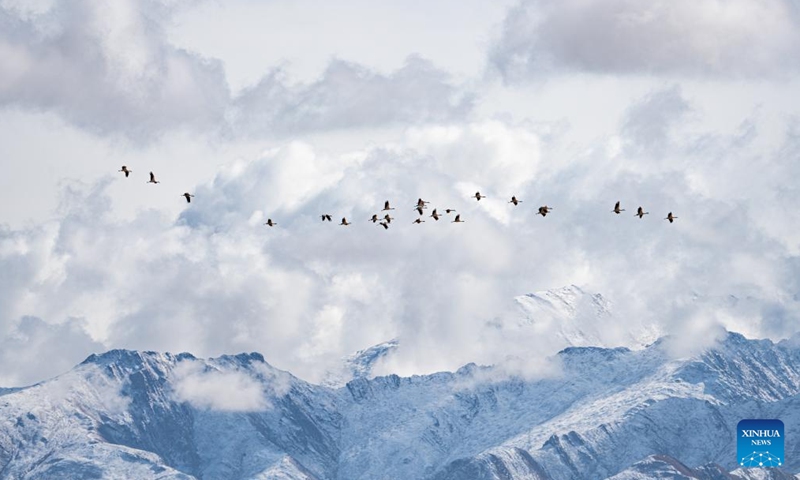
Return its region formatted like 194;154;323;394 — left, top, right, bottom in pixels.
1;329;799;479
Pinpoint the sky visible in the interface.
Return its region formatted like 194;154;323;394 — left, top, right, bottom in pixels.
2;0;800;386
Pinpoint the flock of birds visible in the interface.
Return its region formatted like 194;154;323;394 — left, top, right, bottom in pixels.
119;167;679;227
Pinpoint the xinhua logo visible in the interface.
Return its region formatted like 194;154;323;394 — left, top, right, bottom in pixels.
737;419;784;468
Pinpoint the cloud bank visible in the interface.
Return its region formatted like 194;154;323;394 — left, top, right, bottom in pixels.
0;0;473;141
2;86;800;385
490;0;800;81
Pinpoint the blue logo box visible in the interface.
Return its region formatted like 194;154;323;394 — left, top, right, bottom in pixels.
737;419;784;468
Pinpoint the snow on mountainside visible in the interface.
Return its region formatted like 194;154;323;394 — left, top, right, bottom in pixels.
1;288;800;479
2;333;800;479
0;351;341;479
608;455;800;479
321;339;399;387
513;285;661;349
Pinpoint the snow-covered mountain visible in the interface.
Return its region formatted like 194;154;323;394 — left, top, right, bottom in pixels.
2;288;800;479
322;339;399;388
512;285;661;349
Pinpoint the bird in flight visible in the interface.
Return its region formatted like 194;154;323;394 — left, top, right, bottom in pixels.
636;206;649;218
415;206;424;215
382;201;395;211
379;221;389;230
147;172;160;184
340;217;351;226
264;219;277;227
509;196;522;206
612;201;625;214
370;214;379;223
472;192;485;201
430;209;440;221
182;193;194;203
383;214;394;224
413;218;425;224
452;214;464;223
416;198;429;209
119;166;132;178
537;206;552;217
445;209;457;214
665;212;678;223
320;214;332;222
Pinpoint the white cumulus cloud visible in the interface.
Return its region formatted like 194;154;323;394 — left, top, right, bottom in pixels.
171;361;269;412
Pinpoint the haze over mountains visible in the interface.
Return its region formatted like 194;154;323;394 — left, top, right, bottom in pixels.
1;288;799;480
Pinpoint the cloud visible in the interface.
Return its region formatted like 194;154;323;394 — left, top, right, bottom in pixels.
2;91;800;386
0;0;229;140
171;361;269;411
228;56;474;138
0;2;474;141
619;85;692;159
0;316;104;386
490;0;800;81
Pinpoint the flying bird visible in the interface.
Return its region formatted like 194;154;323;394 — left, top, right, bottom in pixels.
379;221;389;230
413;218;425;224
383;214;394;224
264;219;276;227
452;214;464;223
445;209;457;214
636;206;649;218
415;206;424;215
472;192;485;201
320;214;332;222
537;206;552;217
430;209;440;221
370;214;379;223
382;201;395;211
665;212;678;223
147;172;160;184
613;201;625;214
509;196;522;206
118;166;132;177
340;217;351;226
182;193;194;203
416;198;429;208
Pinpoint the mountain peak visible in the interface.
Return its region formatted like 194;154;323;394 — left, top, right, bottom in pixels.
514;285;659;350
80;349;182;367
322;339;399;387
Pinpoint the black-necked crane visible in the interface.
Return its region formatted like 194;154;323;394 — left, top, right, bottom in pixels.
509;196;522;206
635;206;649;219
472;192;485;201
537;206;552;217
118;166;132;177
147;172;160;184
383;214;393;224
416;198;429;209
340;217;351;226
379;221;389;230
445;209;457;214
370;214;379;223
182;193;194;203
665;212;678;223
452;214;464;223
613;201;625;214
415;206;424;215
320;214;332;222
413;218;425;224
264;219;276;227
382;201;395;211
430;209;440;221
